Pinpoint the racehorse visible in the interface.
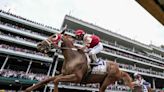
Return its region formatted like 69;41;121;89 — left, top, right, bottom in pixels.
25;33;133;92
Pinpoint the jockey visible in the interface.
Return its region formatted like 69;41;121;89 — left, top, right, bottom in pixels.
74;29;103;65
133;72;151;92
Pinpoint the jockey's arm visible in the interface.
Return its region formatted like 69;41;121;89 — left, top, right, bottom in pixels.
80;46;87;50
78;45;90;53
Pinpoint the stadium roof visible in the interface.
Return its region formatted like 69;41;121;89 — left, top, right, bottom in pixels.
136;0;164;25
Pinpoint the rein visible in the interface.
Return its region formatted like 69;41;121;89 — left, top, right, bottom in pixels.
57;47;78;51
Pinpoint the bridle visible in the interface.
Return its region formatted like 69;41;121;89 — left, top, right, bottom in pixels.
53;45;78;51
38;25;79;52
44;35;78;51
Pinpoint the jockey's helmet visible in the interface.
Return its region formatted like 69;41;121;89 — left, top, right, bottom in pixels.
75;29;85;36
134;72;139;77
75;29;85;40
134;72;142;79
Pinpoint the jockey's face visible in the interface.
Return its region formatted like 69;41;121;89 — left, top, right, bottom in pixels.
134;75;140;79
75;34;84;40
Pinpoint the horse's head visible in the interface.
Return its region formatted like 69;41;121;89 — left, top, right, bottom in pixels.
36;33;75;53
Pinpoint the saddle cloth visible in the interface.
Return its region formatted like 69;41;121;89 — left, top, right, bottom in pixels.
91;59;107;75
85;54;107;75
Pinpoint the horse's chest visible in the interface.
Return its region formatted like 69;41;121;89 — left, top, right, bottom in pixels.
62;63;75;75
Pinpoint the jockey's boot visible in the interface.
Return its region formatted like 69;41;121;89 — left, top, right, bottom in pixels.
90;54;99;66
89;54;99;74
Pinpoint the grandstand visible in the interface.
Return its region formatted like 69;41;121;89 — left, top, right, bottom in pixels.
0;9;164;92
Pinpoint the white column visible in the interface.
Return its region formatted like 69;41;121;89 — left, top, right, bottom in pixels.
26;60;32;74
132;47;135;52
150;68;152;74
43;85;47;92
114;41;117;46
49;87;53;92
152;78;156;89
0;55;9;71
52;58;59;76
134;64;136;67
43;63;52;92
47;64;52;76
114;58;118;63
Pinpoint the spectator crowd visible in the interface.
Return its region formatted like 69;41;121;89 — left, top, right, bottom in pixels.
103;47;164;67
60;82;130;91
0;9;59;31
0;31;37;44
0;69;49;81
0;44;49;57
119;63;164;77
0;21;49;37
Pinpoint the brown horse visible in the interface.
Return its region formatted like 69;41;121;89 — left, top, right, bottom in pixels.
25;34;133;92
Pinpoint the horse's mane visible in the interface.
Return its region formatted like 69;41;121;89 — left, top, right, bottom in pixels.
62;35;85;53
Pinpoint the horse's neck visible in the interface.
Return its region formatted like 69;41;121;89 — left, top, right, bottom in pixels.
61;47;87;75
61;36;85;61
61;36;87;70
62;49;78;61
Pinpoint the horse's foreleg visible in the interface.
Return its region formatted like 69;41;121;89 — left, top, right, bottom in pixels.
54;83;58;92
25;76;59;92
99;76;114;92
53;74;79;92
121;71;133;89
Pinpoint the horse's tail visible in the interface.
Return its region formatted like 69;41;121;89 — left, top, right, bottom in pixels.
121;71;133;89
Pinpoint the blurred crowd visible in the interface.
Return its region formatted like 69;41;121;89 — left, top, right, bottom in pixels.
0;69;49;81
0;9;59;31
119;63;164;77
0;21;49;37
0;31;38;44
104;48;164;67
0;44;49;57
60;82;131;91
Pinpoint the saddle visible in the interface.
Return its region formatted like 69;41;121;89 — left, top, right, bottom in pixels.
90;58;107;74
81;57;107;83
85;54;107;74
